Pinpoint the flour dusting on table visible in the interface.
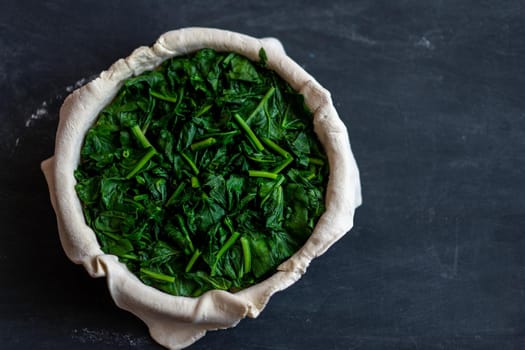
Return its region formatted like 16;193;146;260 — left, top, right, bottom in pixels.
25;77;94;128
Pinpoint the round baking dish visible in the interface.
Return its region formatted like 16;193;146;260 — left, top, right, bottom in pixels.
41;27;361;349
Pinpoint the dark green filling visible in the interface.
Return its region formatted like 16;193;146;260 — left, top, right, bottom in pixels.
74;48;328;297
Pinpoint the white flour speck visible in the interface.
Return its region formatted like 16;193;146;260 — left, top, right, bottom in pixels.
349;29;377;46
415;36;435;50
65;77;89;93
25;104;49;127
71;327;148;347
25;77;92;128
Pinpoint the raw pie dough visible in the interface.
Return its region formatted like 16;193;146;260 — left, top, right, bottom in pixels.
41;28;362;349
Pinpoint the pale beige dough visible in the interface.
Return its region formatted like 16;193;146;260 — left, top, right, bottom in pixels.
41;27;362;349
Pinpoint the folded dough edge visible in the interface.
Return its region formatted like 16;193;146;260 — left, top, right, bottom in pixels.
42;27;361;350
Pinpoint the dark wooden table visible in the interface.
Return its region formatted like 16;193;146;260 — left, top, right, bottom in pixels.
1;1;524;349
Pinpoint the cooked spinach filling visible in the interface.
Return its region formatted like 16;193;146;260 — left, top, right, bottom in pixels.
74;48;328;297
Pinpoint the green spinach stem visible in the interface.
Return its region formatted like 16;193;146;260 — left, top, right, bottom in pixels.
133;194;149;201
203;130;240;138
191;176;200;188
190;137;217;151
233;113;265;152
261;137;291;158
165;182;185;207
211;231;241;276
131;124;154;149
181;151;200;175
125;147;157;179
308;157;325;166
101;230;120;241
150;90;178;103
176;214;195;252
240;236;251;276
246;86;275;124
140;268;176;283
194;104;213;118
185;249;202;273
261;176;286;207
120;253;139;261
248;170;278;180
272;156;294;174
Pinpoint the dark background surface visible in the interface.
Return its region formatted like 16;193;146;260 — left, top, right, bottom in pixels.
1;1;525;349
